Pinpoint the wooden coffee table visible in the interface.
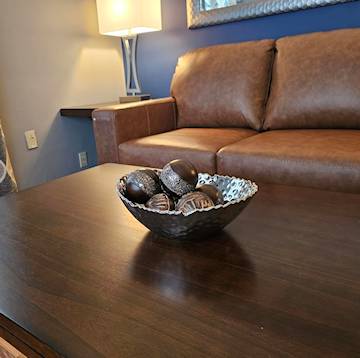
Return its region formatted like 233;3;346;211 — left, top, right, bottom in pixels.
0;164;359;357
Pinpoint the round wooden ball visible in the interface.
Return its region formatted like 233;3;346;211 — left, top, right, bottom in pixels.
146;193;175;211
160;159;198;197
126;169;161;204
197;184;224;205
176;191;214;215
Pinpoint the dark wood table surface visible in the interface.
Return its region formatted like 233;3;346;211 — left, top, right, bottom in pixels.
0;164;360;358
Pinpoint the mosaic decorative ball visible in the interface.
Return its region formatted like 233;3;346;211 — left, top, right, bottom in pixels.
160;159;198;197
197;184;224;205
126;169;161;204
176;191;214;215
146;193;175;211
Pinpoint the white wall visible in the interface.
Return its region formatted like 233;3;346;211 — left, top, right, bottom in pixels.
0;0;126;189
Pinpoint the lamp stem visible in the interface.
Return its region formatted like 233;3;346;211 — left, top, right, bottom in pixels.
122;35;141;96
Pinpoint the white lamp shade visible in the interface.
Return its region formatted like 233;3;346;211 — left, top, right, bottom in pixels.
96;0;162;37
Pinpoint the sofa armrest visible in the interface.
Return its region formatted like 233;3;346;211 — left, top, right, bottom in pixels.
92;97;176;164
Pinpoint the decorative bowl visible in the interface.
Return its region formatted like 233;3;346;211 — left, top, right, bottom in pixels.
116;171;258;240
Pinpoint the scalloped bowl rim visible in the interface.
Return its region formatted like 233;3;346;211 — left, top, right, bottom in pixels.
116;172;258;217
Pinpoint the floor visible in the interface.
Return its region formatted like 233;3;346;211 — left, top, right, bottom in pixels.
0;338;25;358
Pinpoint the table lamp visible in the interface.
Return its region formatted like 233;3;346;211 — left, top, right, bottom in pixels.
96;0;162;102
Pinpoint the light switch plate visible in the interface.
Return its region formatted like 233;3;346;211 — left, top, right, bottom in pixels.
24;130;38;150
78;152;88;168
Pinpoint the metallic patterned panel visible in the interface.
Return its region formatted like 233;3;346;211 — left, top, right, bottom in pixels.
0;119;17;195
187;0;354;28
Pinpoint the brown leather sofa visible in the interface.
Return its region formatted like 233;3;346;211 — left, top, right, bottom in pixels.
93;28;360;193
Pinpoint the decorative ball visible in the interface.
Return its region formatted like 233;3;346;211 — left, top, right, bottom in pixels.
117;177;127;196
160;159;198;197
176;191;214;215
146;193;175;211
197;184;224;205
142;169;160;182
126;169;161;204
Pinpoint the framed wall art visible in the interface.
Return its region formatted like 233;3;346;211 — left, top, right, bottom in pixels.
187;0;354;28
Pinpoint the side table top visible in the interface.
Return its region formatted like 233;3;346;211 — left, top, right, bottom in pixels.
60;102;120;118
60;96;151;118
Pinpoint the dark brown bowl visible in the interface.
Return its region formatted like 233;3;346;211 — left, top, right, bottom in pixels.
116;172;258;240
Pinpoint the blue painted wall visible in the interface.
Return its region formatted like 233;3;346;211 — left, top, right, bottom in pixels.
138;0;360;98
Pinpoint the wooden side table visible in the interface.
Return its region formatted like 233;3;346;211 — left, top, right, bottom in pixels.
60;96;150;119
60;102;119;119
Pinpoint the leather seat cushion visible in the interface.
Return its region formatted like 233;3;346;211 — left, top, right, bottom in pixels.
217;130;360;193
265;29;360;129
118;128;257;174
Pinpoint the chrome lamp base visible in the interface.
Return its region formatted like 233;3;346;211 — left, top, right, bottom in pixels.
122;35;146;97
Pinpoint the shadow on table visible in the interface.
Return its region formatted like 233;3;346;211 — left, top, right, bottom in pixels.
128;230;257;303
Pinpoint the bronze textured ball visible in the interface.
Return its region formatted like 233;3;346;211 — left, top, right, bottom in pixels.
146;193;175;211
197;184;224;205
176;191;214;215
126;169;161;204
160;159;198;197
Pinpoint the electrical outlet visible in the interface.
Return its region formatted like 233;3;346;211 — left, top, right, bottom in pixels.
78;152;88;168
24;130;38;150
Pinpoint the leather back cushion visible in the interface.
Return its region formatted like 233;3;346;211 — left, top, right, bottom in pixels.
171;40;275;131
264;28;360;130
